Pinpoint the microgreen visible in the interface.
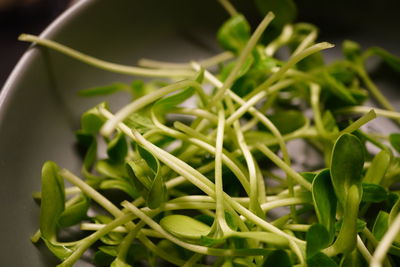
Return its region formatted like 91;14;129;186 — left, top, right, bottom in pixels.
25;0;400;266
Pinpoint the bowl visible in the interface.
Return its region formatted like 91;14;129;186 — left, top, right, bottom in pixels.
0;0;399;266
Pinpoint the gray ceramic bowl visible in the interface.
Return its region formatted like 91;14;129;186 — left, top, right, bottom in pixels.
0;0;399;266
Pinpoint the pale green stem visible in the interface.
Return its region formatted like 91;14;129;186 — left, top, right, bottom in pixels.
371;212;400;267
357;235;372;264
265;24;293;56
246;42;334;99
218;0;238;16
292;30;318;56
100;79;206;137
356;66;398;113
257;144;312;191
122;201;268;257
19;34;195;78
340;109;377;134
214;106;231;233
137;51;233;69
132;130;305;247
225;95;261;214
211;12;275;104
283;224;311;232
335;106;400;120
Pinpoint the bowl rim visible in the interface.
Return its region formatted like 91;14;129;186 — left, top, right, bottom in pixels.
0;0;93;119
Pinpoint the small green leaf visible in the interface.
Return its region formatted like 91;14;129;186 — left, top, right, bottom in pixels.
365;47;400;72
100;179;138;199
342;40;362;62
96;160;127;180
160;214;211;240
312;170;337;242
58;194;90;228
330;134;364;207
107;132;128;162
78;82;129;97
80;103;107;134
262;249;292;267
40;161;65;241
217;14;250;53
307;252;338;267
153;86;195;114
268;110;307;135
306;224;331;259
42;239;74;260
372;211;389;241
147;170;167;209
320;72;357;105
111;258;132;267
361;183;388;203
389;133;400;153
364;149;391;184
123;112;154;134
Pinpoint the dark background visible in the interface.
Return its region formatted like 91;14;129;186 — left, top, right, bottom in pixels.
1;0;400;88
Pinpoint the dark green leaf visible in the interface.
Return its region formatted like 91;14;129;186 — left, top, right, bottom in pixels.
58;194;90;228
312;170;337;241
268;110;307;135
307;252;338;267
330;134;364;207
306;224;331;259
320;72;357;105
365;47;400;72
107;132;128;162
361;183;388;203
147;169;167;209
93;250;116;266
217;14;250;53
262;249;292;267
40;161;65;240
78;83;129;97
389;133;400;153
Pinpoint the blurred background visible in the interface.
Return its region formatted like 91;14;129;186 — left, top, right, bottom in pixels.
1;0;399;88
0;0;72;87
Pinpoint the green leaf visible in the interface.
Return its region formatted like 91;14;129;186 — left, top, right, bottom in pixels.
123;112;154;134
217;14;250;53
111;258;132;267
100;179;138;199
40;161;65;240
42;239;74;260
389;133;400;153
244;131;274;146
153;86;195;114
255;0;297;31
361;183;388;203
94;216;124;245
58;194;90;228
342;40;362;62
93;250;116;266
96;160;127;180
363;149;391;184
365;47;400;72
160;214;211;240
322;111;339;134
372;211;389;241
330;134;364;207
306;224;331;259
268;110;307;135
339;249;364;267
78;82;129;97
307;252;338;267
80;103;107;134
107;132;128;162
262;249;292;267
312;170;337;242
147;169;167;209
320;71;357;105
335;218;366;234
